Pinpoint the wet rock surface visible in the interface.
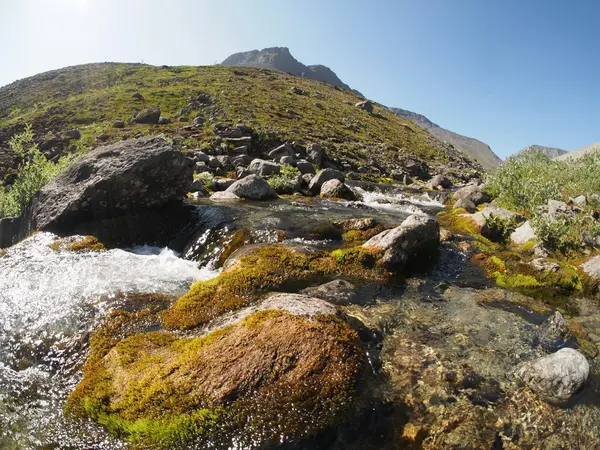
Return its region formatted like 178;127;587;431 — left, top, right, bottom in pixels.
518;348;589;405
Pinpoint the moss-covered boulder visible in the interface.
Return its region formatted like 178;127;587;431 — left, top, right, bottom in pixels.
66;309;366;449
164;244;390;330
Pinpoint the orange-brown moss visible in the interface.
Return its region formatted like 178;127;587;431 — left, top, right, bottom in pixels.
48;235;106;253
66;310;365;449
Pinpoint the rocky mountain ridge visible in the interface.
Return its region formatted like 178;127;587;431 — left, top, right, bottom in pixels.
514;144;568;159
221;47;355;92
389;107;503;170
557;141;600;161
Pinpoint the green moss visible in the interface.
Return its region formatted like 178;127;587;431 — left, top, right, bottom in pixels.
495;273;542;288
163;245;388;330
67;309;365;449
438;208;480;235
521;239;536;252
342;226;386;243
438;207;499;252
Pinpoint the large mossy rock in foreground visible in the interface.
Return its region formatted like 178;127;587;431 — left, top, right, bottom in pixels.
0;137;194;247
66;309;365;449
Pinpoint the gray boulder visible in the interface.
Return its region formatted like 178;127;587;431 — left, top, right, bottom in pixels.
518;348;589;405
212;178;236;191
570;195;587;207
210;191;241;202
454;198;476;213
249;159;281;176
510;220;537;245
299;279;358;306
531;258;560;273
581;255;600;281
296;160;316;174
113;120;125;128
194;151;210;163
158;117;171;125
471;206;525;231
302;173;314;187
320;179;357;201
134;107;161;124
427;174;452;190
62;129;81;140
548;199;575;221
308;168;345;195
306;143;324;166
535;311;571;352
225;174;277;200
355;100;374;113
363;214;440;269
0;137;194;247
280;156;295;165
452;184;489;206
268;143;294;161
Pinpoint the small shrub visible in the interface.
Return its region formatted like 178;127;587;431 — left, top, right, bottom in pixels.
484;213;519;243
267;164;300;194
194;172;214;192
0;125;76;218
486;151;600;253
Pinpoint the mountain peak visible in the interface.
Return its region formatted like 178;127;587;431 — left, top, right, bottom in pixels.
221;47;353;92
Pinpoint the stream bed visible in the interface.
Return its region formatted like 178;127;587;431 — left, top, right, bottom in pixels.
2;186;600;449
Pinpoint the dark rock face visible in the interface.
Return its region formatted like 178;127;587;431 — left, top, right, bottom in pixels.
0;147;20;183
134;107;161;124
0;137;194;247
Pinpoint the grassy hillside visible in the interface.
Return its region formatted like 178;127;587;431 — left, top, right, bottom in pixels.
0;63;481;178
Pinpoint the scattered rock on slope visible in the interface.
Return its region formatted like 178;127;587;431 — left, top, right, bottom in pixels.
225;174;277;200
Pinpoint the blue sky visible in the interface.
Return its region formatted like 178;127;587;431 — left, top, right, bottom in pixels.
1;0;598;158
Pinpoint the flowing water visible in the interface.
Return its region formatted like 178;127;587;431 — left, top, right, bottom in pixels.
2;185;600;448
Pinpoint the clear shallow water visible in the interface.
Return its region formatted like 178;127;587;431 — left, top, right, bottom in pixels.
0;232;218;448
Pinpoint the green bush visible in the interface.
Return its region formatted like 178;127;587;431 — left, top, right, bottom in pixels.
267;164;301;194
486;151;600;253
0;125;76;218
484;213;519;243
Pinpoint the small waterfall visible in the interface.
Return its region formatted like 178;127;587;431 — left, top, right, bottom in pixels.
0;232;218;447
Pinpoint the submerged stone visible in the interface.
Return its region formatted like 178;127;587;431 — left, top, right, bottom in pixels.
535;311;572;352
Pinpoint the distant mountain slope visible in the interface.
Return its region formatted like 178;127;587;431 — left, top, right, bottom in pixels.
221;47;354;91
223;47;499;171
0;63;482;181
514;145;568;159
389;107;502;170
557;142;600;161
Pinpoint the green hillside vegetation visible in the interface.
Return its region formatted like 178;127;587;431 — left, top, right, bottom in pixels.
0;63;480;178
